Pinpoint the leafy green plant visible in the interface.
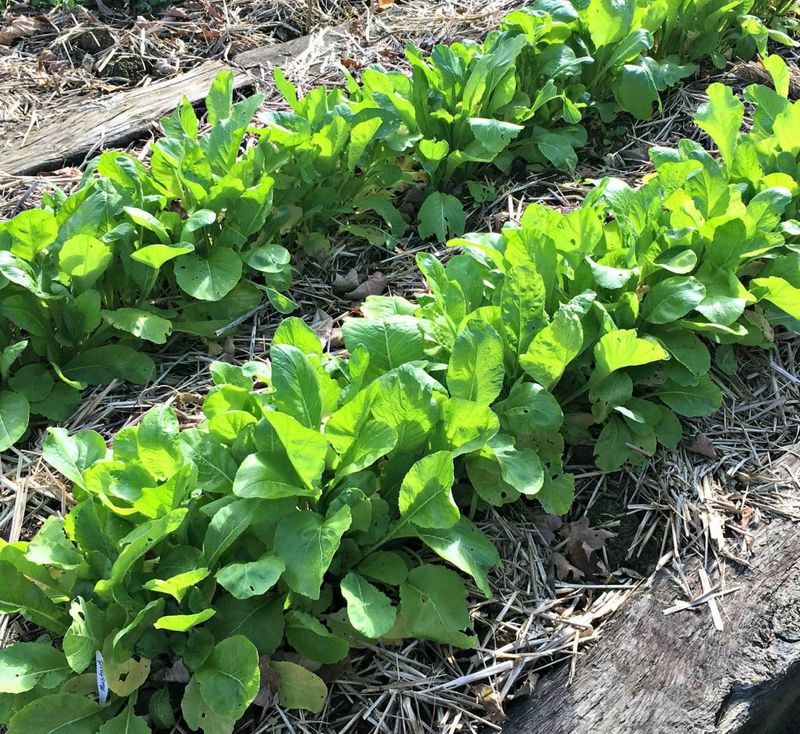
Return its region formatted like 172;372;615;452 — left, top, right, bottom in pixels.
1;69;799;730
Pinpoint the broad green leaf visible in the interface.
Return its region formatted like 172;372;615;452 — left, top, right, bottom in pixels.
655;376;723;417
417;517;499;597
101;308;173;344
144;567;210;602
519;309;583;389
398;451;458;529
155;608;216;631
110;601;164;664
58;235;112;287
447;320;505;404
694;83;744;168
501;264;546;361
656;331;710;376
63;598;105;673
7;694;107;734
130;243;194;269
0;560;68;633
174;248;242;301
431;397;499;457
593;329;668;383
285;610;350;663
273;661;327;713
97;700;150;734
43;428;106;490
341;571;397;638
196;636;260;720
62;346;154;386
182;677;235;734
585;0;634;47
274;506;352;599
418;192;467;243
0;642;70;693
123;206;169;241
272;316;322;356
536;472;575;516
216;554;285;599
750;277;800;318
489;434;544;497
271;344;323;428
358;550;410;586
203;499;256;567
95;509;187;597
342;316;424;382
232;451;317;500
207;594;285;656
206;70;234;125
371;365;441;454
494;381;563;434
7;210;57;260
0;391;29;452
641;276;705;324
397;564;475;648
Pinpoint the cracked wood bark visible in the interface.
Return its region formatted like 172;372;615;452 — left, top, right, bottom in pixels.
504;447;800;734
0;26;346;177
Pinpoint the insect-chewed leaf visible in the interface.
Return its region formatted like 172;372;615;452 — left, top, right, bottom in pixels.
196;636;260;721
6;693;108;734
273;661;327;713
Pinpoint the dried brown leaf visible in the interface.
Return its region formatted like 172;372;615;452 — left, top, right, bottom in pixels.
687;432;717;459
332;268;360;294
0;16;41;45
345;271;387;301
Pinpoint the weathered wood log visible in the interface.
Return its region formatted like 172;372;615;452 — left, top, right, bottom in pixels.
0;28;342;177
504;448;800;734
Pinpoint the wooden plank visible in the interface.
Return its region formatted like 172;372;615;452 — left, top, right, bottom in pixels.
503;448;800;734
0;30;329;177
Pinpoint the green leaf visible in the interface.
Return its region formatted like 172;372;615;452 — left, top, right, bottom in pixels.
340;571;397;638
0;642;70;693
130;243;194;269
494;381;563;434
95;509;187;597
207;594;285;656
656;330;710;376
7;210;57;260
63;346;154;386
694;83;744;168
274;506;352;599
63;598;105;673
174;248;242;301
655;376;723;417
101;308;173;344
182;677;235;734
519;309;583;389
342;316;424;382
43;428;106;489
286;610;350;663
25;517;82;570
593;329;668;383
7;694;107;734
398;451;459;529
155;608;216;631
203;499;256;567
196;636;260;720
750;277;800;318
641;276;705;324
418;192;466;243
431;398;499;457
216;554;285;599
397;564;475;648
144;567;210;602
0;560;68;633
273;661;327;713
0;391;29;452
585;0;634;47
97;700;151;734
447;320;505;405
416;517;499;597
489;434;544;497
358;551;410;586
58;235;112;287
271;344;323;428
124;206;170;241
206;71;234;125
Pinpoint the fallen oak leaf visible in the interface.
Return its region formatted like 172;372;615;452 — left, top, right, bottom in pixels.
344;272;387;301
332;268;359;294
687;432;717;459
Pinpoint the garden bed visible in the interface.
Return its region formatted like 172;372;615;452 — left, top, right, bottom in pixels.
0;2;799;733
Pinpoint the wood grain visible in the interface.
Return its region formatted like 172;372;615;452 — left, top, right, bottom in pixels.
504;450;800;734
0;31;325;177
